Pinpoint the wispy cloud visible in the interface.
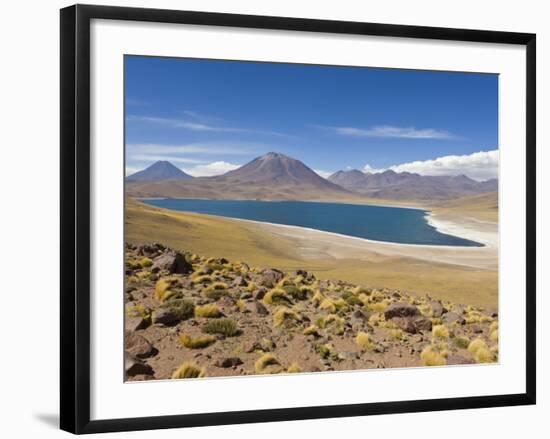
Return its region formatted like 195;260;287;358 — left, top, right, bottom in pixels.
361;149;498;181
130;154;206;164
127;115;294;138
183;161;241;177
126;142;263;156
317;124;456;140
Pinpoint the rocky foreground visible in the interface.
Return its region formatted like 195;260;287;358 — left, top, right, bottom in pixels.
125;243;499;380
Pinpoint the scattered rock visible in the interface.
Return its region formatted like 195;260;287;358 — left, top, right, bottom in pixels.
152;251;193;274
430;300;446;317
414;317;433;332
152;307;180;325
125;332;155;358
215;357;243;368
384;303;420;320
258;268;284;288
232;276;248;287
442;312;466;325
394;317;417;334
125;352;154;377
254;301;269;316
126;316;149;331
253;287;267;301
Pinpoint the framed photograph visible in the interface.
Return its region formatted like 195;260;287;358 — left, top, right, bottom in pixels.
60;4;536;434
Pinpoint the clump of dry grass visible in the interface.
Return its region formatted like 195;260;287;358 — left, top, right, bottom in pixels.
255;353;282;374
139;257;153;268
316;343;338;360
454;335;470;349
263;288;292;306
179;334;217;349
171;362;205;379
355;331;375;350
203;282;229;300
319;298;336;313
191;273;213;285
154;277;180;302
432;324;450;339
318;314;345;335
159;298;195;321
202;318;239;337
194;304;223;318
303;325;320;336
273;308;300;328
126;304;151;322
287;362;302;373
468;338;494;363
420;345;447;366
246;281;257;293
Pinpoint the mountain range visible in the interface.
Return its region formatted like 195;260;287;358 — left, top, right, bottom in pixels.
126;153;497;201
328;169;498;200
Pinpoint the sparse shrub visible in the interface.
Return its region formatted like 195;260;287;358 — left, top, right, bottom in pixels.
179;334;217;349
342;290;363;306
316;343;337;360
319;298;336;313
236;299;247;312
356;331;374;350
171;362;205;379
155;277;180;302
283;285;308;301
474;347;495;363
303;324;320;336
276;277;294;288
263;288;292;306
467;338;488;355
368;313;381;326
318;314;345;335
390;329;405;340
454;335;470;349
352;286;370;296
367;300;389;313
273;308;300;328
194;304;223;318
311;290;325;305
126;304;151;321
191;274;213;284
246;282;257;293
162;298;195;321
287;362;302;373
202;318;239;337
255;353;282;374
420;345;447;366
432;325;450;339
490;329;499;342
203;282;229;300
139;257;153;268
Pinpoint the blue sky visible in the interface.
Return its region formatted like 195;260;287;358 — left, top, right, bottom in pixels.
125;56;498;180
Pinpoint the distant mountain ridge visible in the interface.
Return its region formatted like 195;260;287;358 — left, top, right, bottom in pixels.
126;161;193;182
328;169;497;200
126;154;497;201
126;153;351;200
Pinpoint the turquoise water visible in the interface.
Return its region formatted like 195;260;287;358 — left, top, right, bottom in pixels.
141;199;483;247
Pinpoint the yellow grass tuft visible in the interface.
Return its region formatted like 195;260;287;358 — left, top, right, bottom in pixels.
194;304;223;318
273;308;300;328
139;257;153;268
318;314;345;335
454;335;470;349
246;281;257;293
171;362;206;379
191;274;213;285
420;345;447;366
202;318;239;337
319;298;336;313
303;325;320;336
467;338;488;355
287;362;302;373
390;329;405;340
263;288;292;306
255;353;282;374
154;277;180;302
356;331;374;350
432;325;450;339
203;282;229;300
179;334;217;349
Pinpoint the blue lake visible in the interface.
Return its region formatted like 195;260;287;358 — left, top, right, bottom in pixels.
141;199;483;247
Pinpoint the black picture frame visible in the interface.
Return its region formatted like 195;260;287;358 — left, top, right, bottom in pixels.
60;4;536;434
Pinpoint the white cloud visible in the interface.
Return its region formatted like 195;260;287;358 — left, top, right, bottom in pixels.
184;161;241;177
322;125;455;139
125;166;139;176
127;143;262;156
362;164;387;174
361;150;498;181
313;169;333;179
127;115;293;138
130;154;206;164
